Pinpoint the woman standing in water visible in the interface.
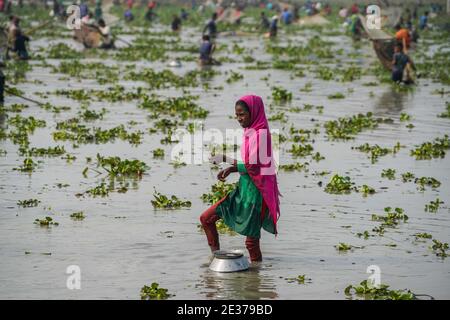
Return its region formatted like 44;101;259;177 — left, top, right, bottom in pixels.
200;95;281;262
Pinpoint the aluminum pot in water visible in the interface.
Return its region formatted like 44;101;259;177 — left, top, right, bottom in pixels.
209;250;249;273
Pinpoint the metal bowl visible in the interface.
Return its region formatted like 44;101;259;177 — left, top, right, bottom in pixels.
209;250;249;273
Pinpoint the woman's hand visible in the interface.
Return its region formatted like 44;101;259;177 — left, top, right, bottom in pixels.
217;166;237;181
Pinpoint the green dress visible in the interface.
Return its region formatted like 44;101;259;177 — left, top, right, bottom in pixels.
215;162;276;238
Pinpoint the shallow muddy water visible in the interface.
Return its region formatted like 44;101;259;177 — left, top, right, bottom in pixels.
0;21;449;300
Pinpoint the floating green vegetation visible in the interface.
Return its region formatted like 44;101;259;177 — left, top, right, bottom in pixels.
359;185;376;197
288;143;314;158
52;60;119;84
410;135;450;160
7;115;46;133
170;157;187;169
286;275;312;284
226;71;244;84
381;169;396;180
414;177;441;191
345;280;416;300
79;108;107;121
324;112;390;140
201;181;236;205
272;86;292;103
34;217;59;227
353;142;401;163
279;162;309;172
125;68;217;90
96;154;148;177
437;102;450;118
84;183;110;197
13;158;37;172
20;145;66;157
425;198;444;213
268;112;287;123
430;240;449;258
324;174;355;194
139;95;208;120
335;243;362;252
327;92;345;99
1;103;29;113
414;233;433;240
53;119;143;145
340;66;362;82
401;172;415;182
356;230;371;240
151;190;191;209
153;148;165;158
17;199;40;207
400;113;411;122
140;283;173;300
70;211;85;221
47;43;80;59
372;207;408;228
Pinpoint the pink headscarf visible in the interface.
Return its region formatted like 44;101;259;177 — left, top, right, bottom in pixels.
239;95;281;233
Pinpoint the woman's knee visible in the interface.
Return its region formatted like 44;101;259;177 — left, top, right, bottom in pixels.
200;206;217;225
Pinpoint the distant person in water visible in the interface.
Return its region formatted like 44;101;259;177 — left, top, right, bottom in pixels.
199;34;216;65
145;6;157;22
171;14;182;32
419;11;429;30
281;7;292;25
180;8;189;20
260;11;270;31
94;0;103;21
268;15;278;38
12;29;30;60
200;95;280;262
395;24;411;51
203;13;217;38
124;9;134;22
392;42;415;84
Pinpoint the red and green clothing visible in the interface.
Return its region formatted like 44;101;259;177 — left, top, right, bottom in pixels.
215;161;276;238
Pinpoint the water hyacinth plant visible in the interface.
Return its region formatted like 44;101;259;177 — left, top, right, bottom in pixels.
34;217;59;227
345;280;416;300
140;283;173;300
151;190;191;209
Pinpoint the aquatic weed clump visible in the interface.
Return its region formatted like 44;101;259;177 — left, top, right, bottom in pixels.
151;190;191;209
201;181;236;205
324;174;356;194
324;112;390;140
140;283;173;300
345;280;416;300
410;135;450;160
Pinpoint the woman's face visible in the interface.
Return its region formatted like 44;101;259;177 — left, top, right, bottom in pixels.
235;103;251;128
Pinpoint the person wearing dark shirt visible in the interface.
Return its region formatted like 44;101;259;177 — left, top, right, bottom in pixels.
181;8;188;20
13;29;29;60
199;34;216;65
392;42;415;83
171;15;182;32
203;13;218;38
260;11;270;31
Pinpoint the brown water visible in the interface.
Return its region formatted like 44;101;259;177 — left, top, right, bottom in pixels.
0;22;449;300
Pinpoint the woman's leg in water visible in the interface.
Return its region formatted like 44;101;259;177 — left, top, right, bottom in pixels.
199;204;221;252
245;237;262;262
